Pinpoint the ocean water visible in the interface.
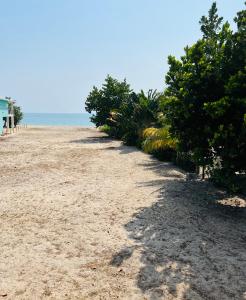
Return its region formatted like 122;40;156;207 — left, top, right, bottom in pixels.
22;113;93;126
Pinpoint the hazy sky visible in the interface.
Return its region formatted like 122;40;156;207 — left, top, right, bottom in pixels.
0;0;244;113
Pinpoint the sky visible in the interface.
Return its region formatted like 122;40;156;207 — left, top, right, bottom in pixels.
0;0;244;113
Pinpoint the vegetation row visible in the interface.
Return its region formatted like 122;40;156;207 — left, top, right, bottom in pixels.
85;2;246;193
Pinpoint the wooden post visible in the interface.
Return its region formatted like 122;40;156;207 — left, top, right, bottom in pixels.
11;116;14;133
6;116;9;134
10;101;14;133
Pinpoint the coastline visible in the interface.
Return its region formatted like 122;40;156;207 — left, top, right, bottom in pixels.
22;113;93;127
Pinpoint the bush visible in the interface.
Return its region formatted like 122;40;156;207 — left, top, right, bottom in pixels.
98;124;121;138
210;168;246;193
174;152;196;173
151;148;176;161
142;127;177;152
122;132;140;146
99;124;111;134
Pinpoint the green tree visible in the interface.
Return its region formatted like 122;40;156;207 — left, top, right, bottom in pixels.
14;105;23;126
207;4;246;179
161;2;246;187
163;4;238;163
7;102;23;126
85;75;132;127
109;89;162;145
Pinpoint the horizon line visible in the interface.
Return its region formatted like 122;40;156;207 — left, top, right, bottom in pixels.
23;112;89;114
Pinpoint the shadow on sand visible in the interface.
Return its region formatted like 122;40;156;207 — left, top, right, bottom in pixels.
71;132;246;298
71;134;141;155
104;144;140;155
70;136;114;144
110;159;246;300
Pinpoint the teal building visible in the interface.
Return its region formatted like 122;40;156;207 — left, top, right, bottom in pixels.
0;98;9;135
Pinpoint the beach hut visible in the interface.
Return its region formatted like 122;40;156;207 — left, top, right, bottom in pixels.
0;98;9;135
0;97;15;135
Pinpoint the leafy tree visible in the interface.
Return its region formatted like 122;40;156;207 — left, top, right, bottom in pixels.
162;2;246;182
84;3;246;191
85;75;132;127
14;105;23;126
207;3;246;187
7;102;23;126
109;89;162;145
107;91;140;142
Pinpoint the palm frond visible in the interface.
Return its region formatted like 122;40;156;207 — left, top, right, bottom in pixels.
142;127;177;153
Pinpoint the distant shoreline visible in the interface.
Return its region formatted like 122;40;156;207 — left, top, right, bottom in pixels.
23;112;89;114
22;112;93;126
22;124;94;128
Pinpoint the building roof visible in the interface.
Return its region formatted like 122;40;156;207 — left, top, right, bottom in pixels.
0;98;9;103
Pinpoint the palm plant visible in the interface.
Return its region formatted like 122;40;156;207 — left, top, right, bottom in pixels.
142;127;177;153
107;90;162;145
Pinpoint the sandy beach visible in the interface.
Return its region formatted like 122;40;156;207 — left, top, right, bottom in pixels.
0;126;245;300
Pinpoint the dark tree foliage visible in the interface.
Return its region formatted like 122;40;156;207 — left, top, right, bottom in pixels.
14;105;23;126
109;89;161;145
85;75;132;127
85;74;161;145
7;102;23;126
162;2;246;183
84;2;246;191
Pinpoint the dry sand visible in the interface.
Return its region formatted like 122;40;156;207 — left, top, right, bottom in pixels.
0;126;246;300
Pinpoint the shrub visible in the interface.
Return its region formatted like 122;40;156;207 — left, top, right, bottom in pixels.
98;124;111;134
174;152;197;173
98;124;121;138
142;127;177;153
210;168;246;193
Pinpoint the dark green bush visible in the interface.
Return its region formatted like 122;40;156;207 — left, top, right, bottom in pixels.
151;148;176;162
99;124;121;138
210;168;246;193
174;152;196;173
122;132;140;146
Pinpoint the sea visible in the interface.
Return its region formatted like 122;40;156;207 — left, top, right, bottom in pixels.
22;113;93;127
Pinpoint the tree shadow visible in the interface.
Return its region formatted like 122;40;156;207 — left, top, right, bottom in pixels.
69;133;141;155
110;246;135;267
111;162;246;299
138;160;186;179
104;144;140;155
70;136;114;144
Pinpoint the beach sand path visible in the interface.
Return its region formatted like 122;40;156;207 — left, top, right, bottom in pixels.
0;126;245;299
